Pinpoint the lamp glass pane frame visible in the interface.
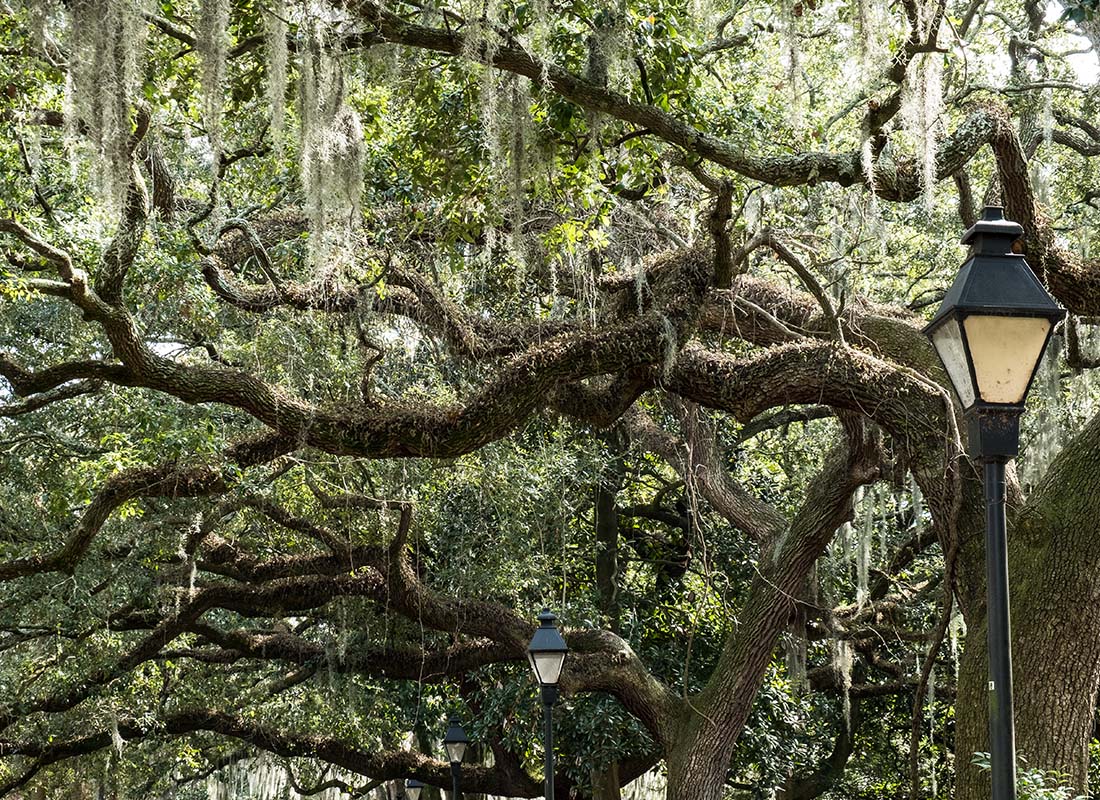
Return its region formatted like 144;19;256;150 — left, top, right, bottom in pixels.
963;314;1053;404
529;651;566;686
445;741;467;764
930;310;1055;409
930;317;976;408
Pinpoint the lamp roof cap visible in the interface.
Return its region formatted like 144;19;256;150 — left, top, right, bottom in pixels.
923;208;1064;334
443;717;469;743
527;607;568;653
961;206;1024;247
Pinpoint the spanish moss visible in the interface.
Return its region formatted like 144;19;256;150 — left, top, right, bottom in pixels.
197;0;231;158
300;18;364;280
65;0;151;206
265;0;289;154
901;49;944;211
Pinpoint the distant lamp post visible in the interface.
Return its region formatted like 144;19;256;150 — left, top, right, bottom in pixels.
443;716;469;800
405;779;425;800
923;206;1065;800
527;608;569;800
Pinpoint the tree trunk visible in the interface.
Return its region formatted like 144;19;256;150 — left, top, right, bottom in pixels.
592;761;622;800
594;455;622;631
664;722;731;800
592;444;624;800
955;414;1100;800
659;426;875;800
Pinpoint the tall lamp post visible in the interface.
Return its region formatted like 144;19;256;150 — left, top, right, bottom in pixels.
443;717;469;800
405;779;425;800
923;206;1065;800
527;608;569;800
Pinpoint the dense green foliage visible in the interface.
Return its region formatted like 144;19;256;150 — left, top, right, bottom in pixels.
0;0;1099;798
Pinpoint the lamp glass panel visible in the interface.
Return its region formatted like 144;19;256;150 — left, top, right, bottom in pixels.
446;741;466;763
931;318;976;408
406;788;422;800
532;652;566;685
963;315;1051;404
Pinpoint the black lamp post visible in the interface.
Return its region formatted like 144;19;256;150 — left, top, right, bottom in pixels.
923;206;1065;800
405;779;425;800
443;716;469;800
527;608;569;800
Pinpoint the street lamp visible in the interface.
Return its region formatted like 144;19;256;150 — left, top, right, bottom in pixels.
923;206;1065;800
405;779;425;800
443;716;469;800
527;608;569;800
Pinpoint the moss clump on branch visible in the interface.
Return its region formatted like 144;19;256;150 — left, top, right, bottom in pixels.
197;0;231;158
300;16;364;284
65;0;151;206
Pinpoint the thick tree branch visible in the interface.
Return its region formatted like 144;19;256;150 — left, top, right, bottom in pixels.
0;709;543;797
61;245;714;458
625;405;787;544
0;433;294;582
0;356;135;396
0;380;101;416
346;2;999;201
669;414;880;786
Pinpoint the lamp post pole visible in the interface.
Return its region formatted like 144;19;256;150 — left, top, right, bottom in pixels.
923;206;1065;800
542;683;557;800
527;608;569;800
984;454;1015;800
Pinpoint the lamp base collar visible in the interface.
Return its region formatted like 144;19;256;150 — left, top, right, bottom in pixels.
967;406;1022;461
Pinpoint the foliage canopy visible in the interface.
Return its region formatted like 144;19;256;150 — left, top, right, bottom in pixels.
1;0;1100;799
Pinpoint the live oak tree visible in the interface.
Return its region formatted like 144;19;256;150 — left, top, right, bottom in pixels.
1;0;1100;799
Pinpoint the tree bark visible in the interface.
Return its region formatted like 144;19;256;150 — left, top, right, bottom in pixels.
664;723;731;800
591;762;622;800
592;443;624;799
595;450;623;631
660;421;878;800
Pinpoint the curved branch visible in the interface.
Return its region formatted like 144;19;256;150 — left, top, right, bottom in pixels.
666;343;947;454
0;380;101;416
0;433;294;582
86;247;714;458
0;218;74;276
0;709;543;797
348;2;996;201
625;406;787;544
0;356;135;396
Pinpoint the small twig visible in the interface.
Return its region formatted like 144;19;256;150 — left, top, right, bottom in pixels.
217;218;282;293
0;218;74;280
761;229;846;344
